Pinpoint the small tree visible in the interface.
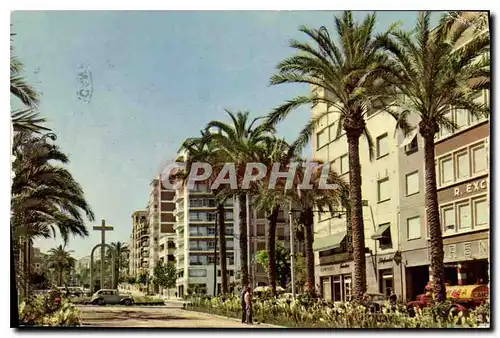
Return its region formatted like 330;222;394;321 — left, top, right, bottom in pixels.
152;262;176;299
255;241;291;288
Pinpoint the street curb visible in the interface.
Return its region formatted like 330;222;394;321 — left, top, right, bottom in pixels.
181;308;285;328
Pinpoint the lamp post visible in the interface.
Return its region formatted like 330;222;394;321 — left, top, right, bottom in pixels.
213;210;218;296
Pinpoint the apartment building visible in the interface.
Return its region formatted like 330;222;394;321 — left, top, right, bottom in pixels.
312;93;403;301
129;210;148;278
147;176;176;293
173;149;238;296
312;29;490;302
398;92;490;300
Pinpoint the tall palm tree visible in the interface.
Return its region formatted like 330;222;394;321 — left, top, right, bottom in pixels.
177;132;230;295
106;242;130;288
267;11;396;299
47;245;76;286
11;132;94;295
288;162;348;294
252;138;297;296
376;11;490;301
205;110;275;288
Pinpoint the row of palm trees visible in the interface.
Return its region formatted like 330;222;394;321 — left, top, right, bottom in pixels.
176;11;489;301
175;110;349;296
10;32;95;298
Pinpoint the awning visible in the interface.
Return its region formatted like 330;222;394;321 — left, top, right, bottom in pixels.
313;231;346;251
371;224;391;240
398;129;418;148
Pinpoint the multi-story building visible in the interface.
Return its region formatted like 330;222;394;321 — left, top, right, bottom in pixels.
147;176;176;293
398;91;490;300
312;28;490;302
312;93;402;301
129;210;148;278
172;145;297;296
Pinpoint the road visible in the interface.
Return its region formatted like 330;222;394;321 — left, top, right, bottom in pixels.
77;302;278;328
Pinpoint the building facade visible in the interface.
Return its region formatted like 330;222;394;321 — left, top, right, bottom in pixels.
312;65;490;302
146;176;176;293
312;92;403;301
129;210;148;278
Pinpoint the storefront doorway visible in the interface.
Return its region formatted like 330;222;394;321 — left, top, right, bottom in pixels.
405;265;429;301
321;274;352;302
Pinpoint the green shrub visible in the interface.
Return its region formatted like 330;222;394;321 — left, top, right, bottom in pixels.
19;294;80;327
185;295;489;328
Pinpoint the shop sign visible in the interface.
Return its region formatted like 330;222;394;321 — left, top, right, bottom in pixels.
454;178;487;197
444;239;489;262
378;257;393;264
320;262;351;275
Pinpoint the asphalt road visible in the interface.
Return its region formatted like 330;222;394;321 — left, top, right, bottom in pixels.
77;302;278;328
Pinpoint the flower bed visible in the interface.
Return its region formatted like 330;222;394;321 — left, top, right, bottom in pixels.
19;295;81;327
184;295;490;328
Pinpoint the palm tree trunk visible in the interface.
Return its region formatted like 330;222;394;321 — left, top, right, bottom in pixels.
59;268;63;287
347;131;367;300
218;204;228;295
303;208;315;294
423;135;446;301
238;194;249;287
266;206;279;297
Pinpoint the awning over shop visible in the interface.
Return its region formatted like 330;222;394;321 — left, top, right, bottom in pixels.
398;129;419;148
313;231;346;252
371;224;391;240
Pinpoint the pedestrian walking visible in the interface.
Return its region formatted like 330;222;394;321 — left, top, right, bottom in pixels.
244;288;253;324
240;286;249;323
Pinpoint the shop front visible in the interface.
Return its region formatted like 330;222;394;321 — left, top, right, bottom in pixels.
442;232;489;286
371;252;404;299
314;231;353;302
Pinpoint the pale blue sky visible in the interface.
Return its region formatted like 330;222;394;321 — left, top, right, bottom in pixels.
11;10;435;258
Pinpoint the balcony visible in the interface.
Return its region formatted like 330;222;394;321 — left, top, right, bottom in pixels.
173;206;184;217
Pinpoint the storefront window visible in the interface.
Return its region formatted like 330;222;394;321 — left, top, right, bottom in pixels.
343;275;352;301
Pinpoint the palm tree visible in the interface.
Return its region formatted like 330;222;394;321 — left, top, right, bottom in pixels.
11;132;94;295
47;245;76;286
10;33;49;133
376;11;490;301
177;132;230;295
106;242;130;288
267;11;397;299
252;138;297;296
288;162;348;294
204;110;275;288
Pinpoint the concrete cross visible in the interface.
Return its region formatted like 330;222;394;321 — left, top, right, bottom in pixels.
93;219;114;290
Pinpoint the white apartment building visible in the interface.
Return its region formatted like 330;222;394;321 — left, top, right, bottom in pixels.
312;88;403;301
129;210;148;278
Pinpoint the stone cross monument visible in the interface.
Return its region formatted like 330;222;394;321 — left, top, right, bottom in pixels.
93;219;114;290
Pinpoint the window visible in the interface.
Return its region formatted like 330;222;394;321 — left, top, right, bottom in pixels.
440;157;453;184
225;212;233;221
189;269;207;277
329;123;337;141
218;270;235;277
455;108;469;128
472;146;487;174
440;112;452;137
340;154;349;175
376;134;389;158
317;129;328;149
405;171;419;196
456;152;470;179
474;199;488;227
377;178;390;202
225;227;234;235
378;223;392;249
442;206;455;232
405;136;418;154
457;203;471;230
407;216;421;240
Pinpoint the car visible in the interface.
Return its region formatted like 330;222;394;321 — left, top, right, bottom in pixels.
90;289;134;306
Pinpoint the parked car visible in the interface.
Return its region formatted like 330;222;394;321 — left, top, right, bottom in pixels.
91;289;134;306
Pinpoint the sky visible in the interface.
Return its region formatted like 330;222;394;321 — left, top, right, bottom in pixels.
11;10;437;259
